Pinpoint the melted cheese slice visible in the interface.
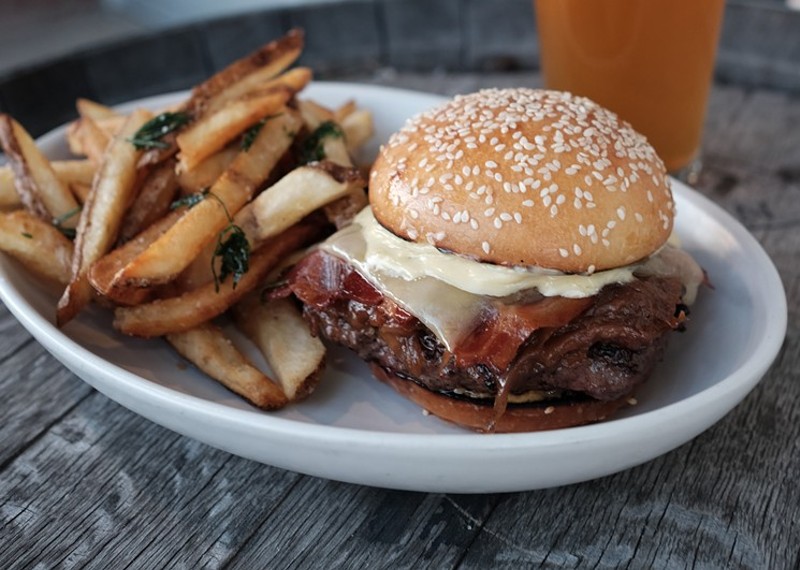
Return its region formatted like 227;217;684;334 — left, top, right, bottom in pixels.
320;207;703;351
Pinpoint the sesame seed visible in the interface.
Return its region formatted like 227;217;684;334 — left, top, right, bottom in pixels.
482;241;491;254
559;248;569;258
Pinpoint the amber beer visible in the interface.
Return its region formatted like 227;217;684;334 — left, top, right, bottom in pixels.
534;0;724;173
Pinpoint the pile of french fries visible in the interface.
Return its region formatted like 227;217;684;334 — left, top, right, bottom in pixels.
0;29;375;410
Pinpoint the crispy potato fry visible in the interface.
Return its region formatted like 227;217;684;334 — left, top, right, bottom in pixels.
177;88;293;172
341;109;374;153
95;116;127;139
67;100;121;156
333;99;357;123
189;29;304;115
0;168;15;210
0;159;94;210
235;162;364;247
176;145;238;195
297;99;334;128
76;98;117;121
173;238;216;291
53;159;96;186
89;209;182;305
119;158;179;243
166;323;288;410
112;110;302;289
207;66;312;116
298;101;352;166
0;210;73;284
57;108;152;326
113;221;318;337
0;114;81;226
233;294;325;401
73;114;111;166
297;108;370;226
69;182;92;204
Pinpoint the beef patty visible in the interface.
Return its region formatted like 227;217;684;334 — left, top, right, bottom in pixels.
284;250;685;403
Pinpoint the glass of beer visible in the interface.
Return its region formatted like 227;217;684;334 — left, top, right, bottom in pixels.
534;0;725;178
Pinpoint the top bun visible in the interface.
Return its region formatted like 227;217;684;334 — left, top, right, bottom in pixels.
369;88;674;273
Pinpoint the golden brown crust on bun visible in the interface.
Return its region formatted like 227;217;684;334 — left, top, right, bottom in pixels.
370;88;674;273
371;364;633;432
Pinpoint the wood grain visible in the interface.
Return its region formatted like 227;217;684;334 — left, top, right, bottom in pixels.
0;74;798;569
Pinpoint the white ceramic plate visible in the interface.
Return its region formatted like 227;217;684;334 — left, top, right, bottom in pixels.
0;83;787;493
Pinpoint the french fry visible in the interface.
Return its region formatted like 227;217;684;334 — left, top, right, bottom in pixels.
166;323;288;410
176;145;238;195
207;66;312;116
340;109;374;153
57;108;152;326
52;160;96;186
136;30;303;169
111;110;302;289
189;29;304;115
298;101;352;166
0;114;81;226
74;113;111;166
235;162;364;247
233;293;325;401
76;98;117;121
0;168;15;210
0;210;73;284
333;99;357;123
66;99;119;156
176;88;293;172
296;106;370;227
113;221;318;337
69;182;92;204
297;99;334;128
0;159;94;210
118;158;179;243
173;239;216;291
89;210;182;305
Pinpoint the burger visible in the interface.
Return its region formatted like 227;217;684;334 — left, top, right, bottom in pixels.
281;88;705;432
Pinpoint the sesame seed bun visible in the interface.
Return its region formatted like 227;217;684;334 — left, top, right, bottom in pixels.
369;88;674;273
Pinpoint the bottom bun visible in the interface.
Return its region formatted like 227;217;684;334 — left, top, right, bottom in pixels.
370;364;633;433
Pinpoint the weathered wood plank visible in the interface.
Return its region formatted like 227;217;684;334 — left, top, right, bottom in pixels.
0;305;94;467
0;302;33;359
0;393;302;569
226;484;498;569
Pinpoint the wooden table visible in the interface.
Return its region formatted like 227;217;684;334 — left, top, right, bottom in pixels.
1;68;798;568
